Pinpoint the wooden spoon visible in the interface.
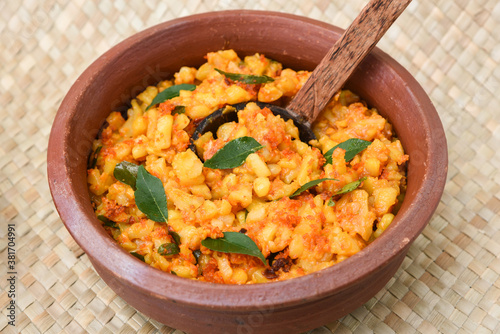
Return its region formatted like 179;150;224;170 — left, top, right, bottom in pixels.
192;0;412;151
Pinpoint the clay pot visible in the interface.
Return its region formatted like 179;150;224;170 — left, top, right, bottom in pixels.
48;10;447;334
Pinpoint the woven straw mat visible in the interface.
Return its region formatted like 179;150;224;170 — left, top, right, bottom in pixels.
1;0;499;333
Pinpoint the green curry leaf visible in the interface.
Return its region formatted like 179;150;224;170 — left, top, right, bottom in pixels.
172;105;186;114
89;145;102;169
146;84;196;110
158;243;180;256
332;177;367;197
203;136;264;169
130;252;145;262
290;178;338;198
97;215;118;229
193;250;202;264
134;165;169;223
114;161;139;190
324;138;371;164
201;232;266;265
169;231;181;245
215;68;275;84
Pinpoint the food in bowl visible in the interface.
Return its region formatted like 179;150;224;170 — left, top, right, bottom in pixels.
87;49;408;284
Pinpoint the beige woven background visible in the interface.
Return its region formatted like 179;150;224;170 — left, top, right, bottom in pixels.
1;0;499;333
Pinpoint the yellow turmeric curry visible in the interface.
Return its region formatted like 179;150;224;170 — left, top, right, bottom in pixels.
87;50;408;284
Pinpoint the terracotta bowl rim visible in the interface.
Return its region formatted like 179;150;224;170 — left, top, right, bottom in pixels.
48;10;448;311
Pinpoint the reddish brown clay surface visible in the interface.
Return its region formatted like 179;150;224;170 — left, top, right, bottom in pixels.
47;10;447;334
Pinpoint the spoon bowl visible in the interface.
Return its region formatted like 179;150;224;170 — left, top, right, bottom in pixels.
190;102;316;152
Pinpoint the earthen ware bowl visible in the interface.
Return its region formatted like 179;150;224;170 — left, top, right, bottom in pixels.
48;10;447;334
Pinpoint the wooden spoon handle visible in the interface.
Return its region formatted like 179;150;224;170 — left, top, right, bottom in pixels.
287;0;412;124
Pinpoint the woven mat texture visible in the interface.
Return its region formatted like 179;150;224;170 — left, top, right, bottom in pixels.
1;0;500;333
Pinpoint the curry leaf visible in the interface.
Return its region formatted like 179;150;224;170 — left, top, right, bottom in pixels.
89;145;102;169
215;68;275;84
114;161;139;190
332;177;367;197
172;105;186;114
169;231;181;245
146;84;196;110
203;136;264;169
158;243;180;256
290;178;338;198
134;165;169;222
130;252;145;262
97;215;118;229
193;250;202;264
324;138;371;164
201;232;266;265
